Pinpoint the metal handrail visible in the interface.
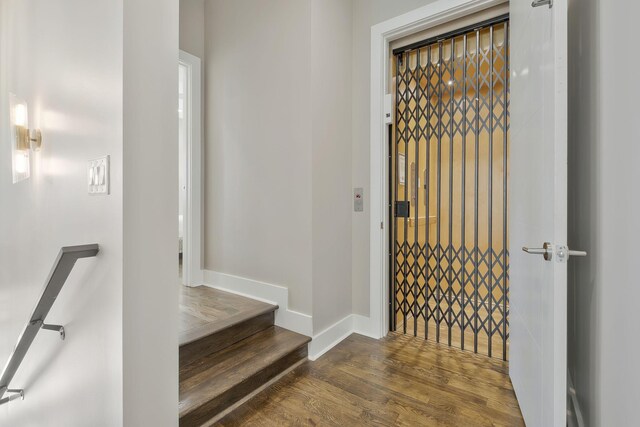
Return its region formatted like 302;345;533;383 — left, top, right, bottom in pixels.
0;244;99;405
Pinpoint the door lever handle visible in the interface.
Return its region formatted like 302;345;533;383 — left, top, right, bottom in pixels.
522;242;553;261
556;246;587;262
522;247;546;255
522;243;587;262
568;250;587;257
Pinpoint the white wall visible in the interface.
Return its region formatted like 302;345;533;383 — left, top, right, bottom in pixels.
201;0;439;330
204;0;313;315
350;0;437;316
568;0;640;424
202;0;354;332
310;0;353;333
0;0;123;425
122;0;179;425
0;0;179;425
180;0;205;58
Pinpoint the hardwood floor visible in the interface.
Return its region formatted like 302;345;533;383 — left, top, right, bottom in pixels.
216;333;524;426
396;306;509;361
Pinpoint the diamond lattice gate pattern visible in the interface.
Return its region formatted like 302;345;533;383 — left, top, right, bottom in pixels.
391;17;510;360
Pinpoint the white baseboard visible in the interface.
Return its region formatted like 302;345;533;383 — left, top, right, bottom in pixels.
353;314;381;339
308;314;380;361
202;270;382;360
308;315;354;361
202;270;313;337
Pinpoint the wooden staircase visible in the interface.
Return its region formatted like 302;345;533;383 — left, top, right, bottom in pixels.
179;287;310;427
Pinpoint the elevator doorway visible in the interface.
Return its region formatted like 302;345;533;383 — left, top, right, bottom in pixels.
390;16;509;360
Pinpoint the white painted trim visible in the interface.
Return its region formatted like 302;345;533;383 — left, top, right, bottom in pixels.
203;270;380;359
202;270;313;337
179;50;203;287
308;314;380;361
368;0;506;339
308;315;354;361
353;314;377;338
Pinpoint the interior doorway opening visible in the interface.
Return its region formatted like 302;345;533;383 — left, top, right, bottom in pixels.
178;50;203;287
390;16;510;360
178;60;187;282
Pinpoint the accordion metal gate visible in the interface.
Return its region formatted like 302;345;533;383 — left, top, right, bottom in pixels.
391;16;510;360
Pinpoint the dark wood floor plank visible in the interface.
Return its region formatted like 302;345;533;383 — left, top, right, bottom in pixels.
180;310;275;367
183;346;309;427
290;375;400;425
326;346;520;420
214;369;309;427
180;326;310;426
180;326;309;410
216;333;524;426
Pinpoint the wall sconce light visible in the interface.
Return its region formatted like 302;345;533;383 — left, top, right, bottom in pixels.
10;93;42;183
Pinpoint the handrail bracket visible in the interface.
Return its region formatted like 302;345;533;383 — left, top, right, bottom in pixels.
7;389;24;399
30;319;66;341
42;324;66;341
0;388;24;405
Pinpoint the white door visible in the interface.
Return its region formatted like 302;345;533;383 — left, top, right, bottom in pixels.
509;0;569;426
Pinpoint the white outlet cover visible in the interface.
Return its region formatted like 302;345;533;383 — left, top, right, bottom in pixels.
88;155;110;195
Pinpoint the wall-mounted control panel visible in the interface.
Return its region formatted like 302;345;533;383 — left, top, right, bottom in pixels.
354;187;364;212
88;155;110;195
384;94;393;124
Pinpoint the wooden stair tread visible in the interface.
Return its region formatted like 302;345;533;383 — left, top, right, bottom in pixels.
179;325;310;418
179;310;277;368
179;286;277;346
180;303;277;347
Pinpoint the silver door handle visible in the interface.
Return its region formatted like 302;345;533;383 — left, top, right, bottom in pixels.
522;242;553;261
568;250;587;257
556;246;587;262
522;243;587;262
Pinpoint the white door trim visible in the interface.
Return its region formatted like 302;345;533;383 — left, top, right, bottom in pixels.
368;0;507;338
179;50;203;287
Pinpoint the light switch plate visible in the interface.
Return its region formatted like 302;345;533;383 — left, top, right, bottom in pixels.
88;155;110;195
354;187;364;212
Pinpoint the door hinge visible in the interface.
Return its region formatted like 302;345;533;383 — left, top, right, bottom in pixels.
380;221;384;230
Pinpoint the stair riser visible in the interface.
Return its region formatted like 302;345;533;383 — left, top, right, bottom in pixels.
180;311;275;367
180;345;308;427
